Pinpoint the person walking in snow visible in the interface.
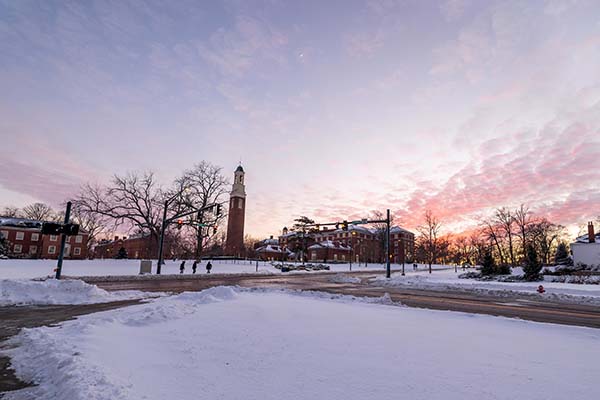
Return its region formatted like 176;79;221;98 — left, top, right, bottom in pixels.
206;261;213;274
179;260;186;274
192;260;198;274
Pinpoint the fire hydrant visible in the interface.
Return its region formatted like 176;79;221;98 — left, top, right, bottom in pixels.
537;285;545;294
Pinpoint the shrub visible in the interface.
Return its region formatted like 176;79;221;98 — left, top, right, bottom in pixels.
480;250;496;276
523;244;542;281
554;243;570;265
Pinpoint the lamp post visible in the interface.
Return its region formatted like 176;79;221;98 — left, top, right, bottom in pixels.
350;230;356;271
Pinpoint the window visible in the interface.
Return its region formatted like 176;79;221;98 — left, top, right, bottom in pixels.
48;245;56;255
238;199;242;209
50;235;58;242
14;244;22;253
31;233;39;241
73;247;81;255
0;230;8;239
75;235;83;243
29;246;37;254
66;236;71;243
15;232;24;240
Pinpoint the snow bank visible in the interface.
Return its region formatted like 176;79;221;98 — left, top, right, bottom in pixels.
0;279;157;306
0;258;447;280
3;287;599;400
370;269;600;305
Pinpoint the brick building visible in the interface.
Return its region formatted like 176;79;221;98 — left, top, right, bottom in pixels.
276;223;414;264
0;217;89;259
93;233;184;260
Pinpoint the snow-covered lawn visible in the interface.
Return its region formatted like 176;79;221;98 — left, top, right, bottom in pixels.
3;287;599;400
0;279;159;306
370;268;600;302
0;259;445;279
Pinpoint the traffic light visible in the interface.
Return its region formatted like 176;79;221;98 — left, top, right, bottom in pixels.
215;204;222;216
176;219;184;230
41;222;62;235
62;223;80;236
341;220;349;231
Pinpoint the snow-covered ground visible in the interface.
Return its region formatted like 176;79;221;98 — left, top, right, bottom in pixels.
370;268;600;303
3;287;599;400
0;259;444;279
0;279;160;306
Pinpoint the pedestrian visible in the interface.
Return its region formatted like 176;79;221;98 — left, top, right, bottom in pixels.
206;261;213;274
180;260;186;274
192;260;198;274
413;263;418;271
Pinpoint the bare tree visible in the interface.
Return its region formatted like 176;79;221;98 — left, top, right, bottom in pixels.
513;204;532;260
22;203;55;221
1;206;21;218
177;162;229;259
530;218;565;264
77;173;167;241
417;210;442;273
494;207;516;267
481;219;505;264
69;201;111;253
469;231;488;266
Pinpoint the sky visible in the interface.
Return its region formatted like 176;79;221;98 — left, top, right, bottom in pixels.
1;0;599;239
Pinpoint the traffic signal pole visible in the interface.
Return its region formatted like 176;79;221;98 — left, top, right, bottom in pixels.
55;201;72;280
156;200;168;275
156;201;224;274
386;209;391;278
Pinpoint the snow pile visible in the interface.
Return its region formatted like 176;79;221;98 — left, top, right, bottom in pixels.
0;279;157;306
371;269;600;305
3;287;599;400
328;273;362;284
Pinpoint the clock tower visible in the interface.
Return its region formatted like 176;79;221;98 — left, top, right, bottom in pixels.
225;165;246;257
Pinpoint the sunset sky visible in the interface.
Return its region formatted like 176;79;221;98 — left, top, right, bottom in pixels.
1;0;599;238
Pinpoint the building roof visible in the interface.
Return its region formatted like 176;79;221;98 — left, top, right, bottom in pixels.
236;165;244;173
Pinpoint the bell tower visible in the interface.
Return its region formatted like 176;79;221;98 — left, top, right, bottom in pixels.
225;165;246;257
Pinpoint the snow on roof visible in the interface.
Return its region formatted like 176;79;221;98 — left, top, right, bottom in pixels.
308;240;352;250
390;226;414;235
256;244;284;253
0;217;43;229
574;233;600;244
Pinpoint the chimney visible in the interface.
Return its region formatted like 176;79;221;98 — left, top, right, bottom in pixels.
270;235;273;239
588;222;595;243
114;236;119;241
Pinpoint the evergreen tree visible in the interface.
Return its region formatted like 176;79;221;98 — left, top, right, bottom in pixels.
523;244;542;281
0;235;8;257
480;249;496;275
116;246;128;259
554;242;569;265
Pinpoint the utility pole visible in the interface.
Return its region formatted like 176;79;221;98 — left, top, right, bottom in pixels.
55;201;72;280
386;209;391;278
